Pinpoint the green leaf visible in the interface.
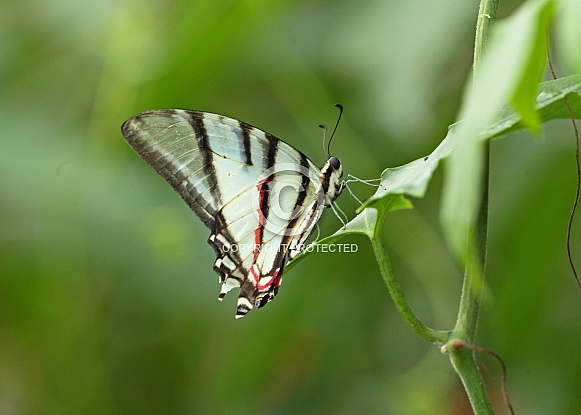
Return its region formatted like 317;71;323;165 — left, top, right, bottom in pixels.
285;208;378;271
441;0;555;259
362;74;581;222
483;74;581;139
508;0;555;133
323;207;382;241
361;129;455;210
286;197;411;271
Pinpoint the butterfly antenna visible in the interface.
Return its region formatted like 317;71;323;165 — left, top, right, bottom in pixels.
327;104;344;157
319;124;328;157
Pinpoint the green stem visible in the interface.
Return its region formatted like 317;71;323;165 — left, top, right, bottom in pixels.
453;153;490;340
449;346;494;414
370;224;448;344
454;0;498;346
448;1;498;414
473;0;500;76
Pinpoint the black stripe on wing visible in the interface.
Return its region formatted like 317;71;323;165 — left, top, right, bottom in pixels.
212;153;318;317
188;113;223;207
239;121;254;166
121;110;217;228
253;153;314;306
255;133;279;255
209;211;248;283
277;154;312;251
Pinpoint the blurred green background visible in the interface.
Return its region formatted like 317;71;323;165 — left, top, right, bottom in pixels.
2;0;580;414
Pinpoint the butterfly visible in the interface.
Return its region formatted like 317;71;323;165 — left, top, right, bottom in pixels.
121;109;344;318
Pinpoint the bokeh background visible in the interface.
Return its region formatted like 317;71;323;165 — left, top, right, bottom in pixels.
2;0;580;414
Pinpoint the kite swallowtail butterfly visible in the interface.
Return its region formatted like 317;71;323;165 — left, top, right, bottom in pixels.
121;109;344;318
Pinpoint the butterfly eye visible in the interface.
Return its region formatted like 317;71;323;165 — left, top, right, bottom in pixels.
329;156;341;170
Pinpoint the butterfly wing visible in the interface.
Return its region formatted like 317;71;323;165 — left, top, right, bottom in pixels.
121;109;324;317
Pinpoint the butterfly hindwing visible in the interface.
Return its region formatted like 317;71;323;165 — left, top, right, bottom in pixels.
122;109;343;317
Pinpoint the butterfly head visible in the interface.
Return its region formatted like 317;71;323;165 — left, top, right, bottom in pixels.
321;156;344;204
329;156;341;172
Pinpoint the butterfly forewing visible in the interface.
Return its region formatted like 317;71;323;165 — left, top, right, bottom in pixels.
121;109;330;317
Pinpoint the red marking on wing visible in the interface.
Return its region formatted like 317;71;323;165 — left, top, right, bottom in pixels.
252;178;283;292
254;177;270;262
273;268;282;289
250;265;260;283
257;276;274;290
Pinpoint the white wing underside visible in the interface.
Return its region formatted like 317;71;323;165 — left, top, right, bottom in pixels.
122;109;327;317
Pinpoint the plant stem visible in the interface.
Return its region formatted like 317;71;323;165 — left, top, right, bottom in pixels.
453;156;489;340
449;346;494;413
473;0;500;76
456;0;498;345
370;226;448;344
448;1;498;414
